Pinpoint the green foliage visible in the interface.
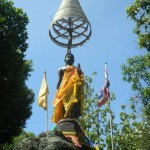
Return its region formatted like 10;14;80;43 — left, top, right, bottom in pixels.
79;73;150;150
122;0;150;107
121;54;150;106
0;0;34;144
78;73;116;150
1;130;36;150
118;1;150;149
113;99;150;150
126;0;150;51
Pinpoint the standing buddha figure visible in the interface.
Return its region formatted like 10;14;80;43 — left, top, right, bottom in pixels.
52;53;84;124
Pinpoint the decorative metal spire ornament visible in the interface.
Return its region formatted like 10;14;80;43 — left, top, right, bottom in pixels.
49;0;92;54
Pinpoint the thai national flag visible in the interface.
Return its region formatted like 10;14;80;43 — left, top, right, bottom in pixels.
97;63;110;107
97;86;110;107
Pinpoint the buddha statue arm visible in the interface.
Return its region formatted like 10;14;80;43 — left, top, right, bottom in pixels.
56;66;66;89
77;63;82;75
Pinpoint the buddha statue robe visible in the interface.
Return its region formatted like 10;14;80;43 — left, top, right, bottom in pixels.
52;65;84;124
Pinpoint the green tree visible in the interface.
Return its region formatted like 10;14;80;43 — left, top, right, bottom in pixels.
117;0;150;149
80;73;150;150
1;130;36;150
126;0;150;51
121;0;150;106
78;73;116;150
0;0;34;144
112;100;150;150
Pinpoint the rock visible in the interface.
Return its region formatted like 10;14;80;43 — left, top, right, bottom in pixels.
14;130;95;150
14;130;78;150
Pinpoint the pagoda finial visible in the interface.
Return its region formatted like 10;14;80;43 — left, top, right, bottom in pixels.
49;0;92;53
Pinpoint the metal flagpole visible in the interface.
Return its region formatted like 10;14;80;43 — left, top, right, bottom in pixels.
108;95;114;150
105;63;114;150
44;71;48;132
46;95;48;132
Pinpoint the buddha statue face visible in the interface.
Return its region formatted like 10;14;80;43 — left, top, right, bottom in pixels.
65;53;74;66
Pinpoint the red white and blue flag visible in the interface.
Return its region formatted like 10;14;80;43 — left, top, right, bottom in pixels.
97;63;110;107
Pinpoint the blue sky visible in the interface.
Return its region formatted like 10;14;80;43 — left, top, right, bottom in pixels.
12;0;142;135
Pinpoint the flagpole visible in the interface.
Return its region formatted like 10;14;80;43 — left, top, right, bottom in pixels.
46;95;48;132
108;96;114;150
44;71;48;132
105;63;114;150
38;71;49;132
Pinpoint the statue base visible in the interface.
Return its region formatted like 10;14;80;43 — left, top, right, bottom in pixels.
55;118;95;149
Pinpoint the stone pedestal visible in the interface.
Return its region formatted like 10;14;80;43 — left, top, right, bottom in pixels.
56;118;95;149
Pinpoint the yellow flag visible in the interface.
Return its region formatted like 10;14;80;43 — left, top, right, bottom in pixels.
38;72;49;110
95;145;99;150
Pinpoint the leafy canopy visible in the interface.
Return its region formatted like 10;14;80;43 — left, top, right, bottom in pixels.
122;0;150;106
0;0;34;144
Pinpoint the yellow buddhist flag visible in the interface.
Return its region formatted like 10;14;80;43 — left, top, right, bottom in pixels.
95;145;99;150
38;72;49;110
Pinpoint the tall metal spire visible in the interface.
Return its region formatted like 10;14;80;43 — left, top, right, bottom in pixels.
49;0;92;53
